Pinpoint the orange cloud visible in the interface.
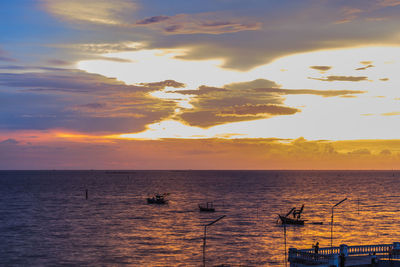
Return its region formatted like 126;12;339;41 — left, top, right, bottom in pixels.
41;0;137;25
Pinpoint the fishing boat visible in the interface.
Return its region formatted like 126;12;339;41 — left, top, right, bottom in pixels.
147;193;169;204
278;205;305;225
198;202;215;212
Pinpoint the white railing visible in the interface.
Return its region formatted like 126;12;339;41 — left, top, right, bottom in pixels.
288;249;337;264
289;242;400;266
298;246;340;255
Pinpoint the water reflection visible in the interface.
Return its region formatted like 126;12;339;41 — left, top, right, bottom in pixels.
0;170;399;266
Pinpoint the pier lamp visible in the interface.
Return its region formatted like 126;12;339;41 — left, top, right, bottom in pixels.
203;215;226;267
331;198;347;248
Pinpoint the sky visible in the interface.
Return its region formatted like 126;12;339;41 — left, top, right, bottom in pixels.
1;0;400;169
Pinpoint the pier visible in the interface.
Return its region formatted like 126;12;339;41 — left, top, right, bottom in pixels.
288;242;400;266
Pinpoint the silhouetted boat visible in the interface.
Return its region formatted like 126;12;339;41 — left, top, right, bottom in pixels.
278;215;305;225
278;204;305;225
147;193;169;204
199;202;215;212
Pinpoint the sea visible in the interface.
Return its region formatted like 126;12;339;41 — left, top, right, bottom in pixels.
1;170;399;266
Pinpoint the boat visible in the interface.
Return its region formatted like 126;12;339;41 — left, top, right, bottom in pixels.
278;214;305;225
198;202;215;212
278;205;306;225
147;193;169;204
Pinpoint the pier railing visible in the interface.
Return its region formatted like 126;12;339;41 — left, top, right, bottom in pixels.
296;246;340;255
347;244;392;255
288;248;338;265
289;242;400;266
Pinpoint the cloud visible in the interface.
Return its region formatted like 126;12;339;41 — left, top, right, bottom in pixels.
173;79;292;127
43;0;260;35
224;79;280;90
256;88;365;97
360;61;373;65
310;66;332;72
0;70;177;133
41;0;137;25
169;78;365;127
0;48;15;62
382;111;400;116
139;80;186;89
219;104;300;116
356;64;374;70
47;59;71;66
175;78;364;98
380;149;392;155
309;75;369;82
172;85;227;95
0;138;19;145
136;16;170;25
378;0;400;7
335;7;364;24
72;102;108;111
380;78;389;81
347;148;371;155
178;110;267;127
175;82;289;127
0;71;147;93
60;42;143;54
134;13;261;35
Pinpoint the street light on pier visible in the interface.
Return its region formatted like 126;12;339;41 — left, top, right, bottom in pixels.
331;198;347;248
203;215;226;267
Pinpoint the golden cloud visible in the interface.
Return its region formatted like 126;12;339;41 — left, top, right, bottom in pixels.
42;0;137;25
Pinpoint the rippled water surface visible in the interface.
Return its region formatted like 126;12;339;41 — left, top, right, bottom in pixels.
1;170;400;266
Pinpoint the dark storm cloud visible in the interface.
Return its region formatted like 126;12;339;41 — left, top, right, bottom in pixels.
0;70;177;133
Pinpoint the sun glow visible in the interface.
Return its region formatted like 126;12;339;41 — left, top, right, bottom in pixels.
78;46;400;140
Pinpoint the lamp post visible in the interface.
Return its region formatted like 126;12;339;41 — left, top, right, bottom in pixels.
203;215;226;267
331;198;347;248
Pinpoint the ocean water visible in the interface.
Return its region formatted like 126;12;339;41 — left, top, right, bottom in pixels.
0;170;400;266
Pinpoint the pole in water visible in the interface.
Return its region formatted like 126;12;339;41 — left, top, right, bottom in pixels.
283;222;287;267
85;189;88;200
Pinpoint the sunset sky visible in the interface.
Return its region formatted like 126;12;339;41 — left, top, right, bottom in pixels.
1;0;400;169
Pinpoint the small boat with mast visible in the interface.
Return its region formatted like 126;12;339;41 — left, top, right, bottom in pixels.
278;204;306;225
198;202;215;212
147;193;169;204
